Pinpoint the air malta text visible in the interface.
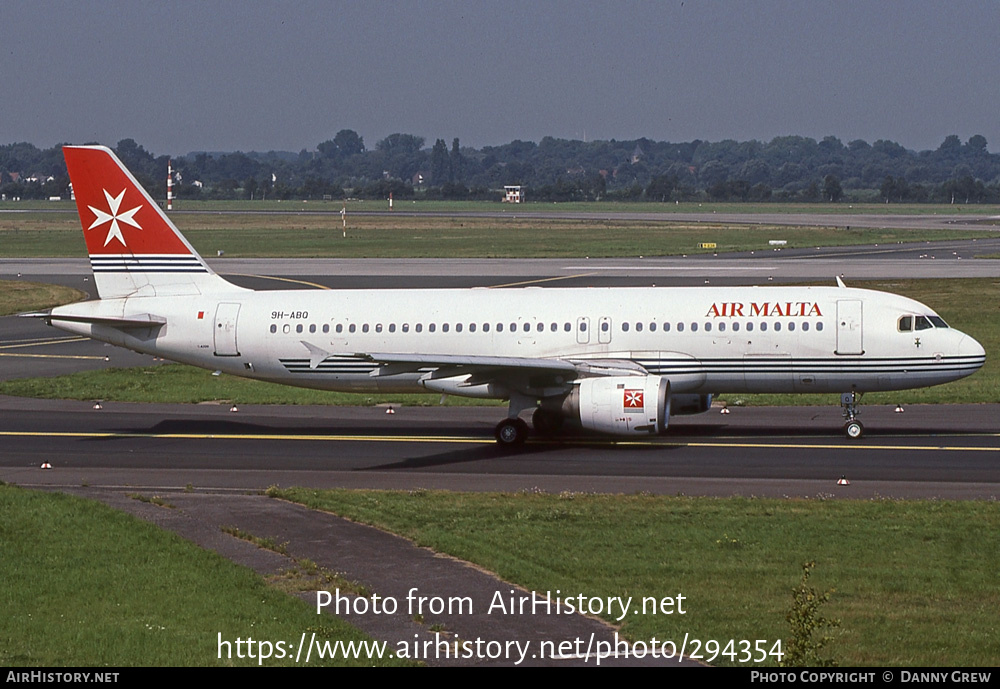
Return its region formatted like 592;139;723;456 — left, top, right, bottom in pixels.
705;302;823;318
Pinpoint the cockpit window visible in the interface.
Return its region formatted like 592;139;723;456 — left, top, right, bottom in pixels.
914;316;932;331
898;316;912;332
928;316;949;328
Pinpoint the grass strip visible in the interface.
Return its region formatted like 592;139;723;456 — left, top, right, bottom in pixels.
270;487;1000;667
1;205;997;258
0;484;408;666
0;279;86;316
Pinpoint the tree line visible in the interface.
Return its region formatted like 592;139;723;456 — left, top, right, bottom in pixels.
2;132;999;203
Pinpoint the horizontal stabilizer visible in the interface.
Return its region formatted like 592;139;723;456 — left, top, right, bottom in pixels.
30;311;167;330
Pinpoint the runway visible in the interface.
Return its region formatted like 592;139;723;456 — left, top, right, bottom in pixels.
1;395;998;500
1;237;999;499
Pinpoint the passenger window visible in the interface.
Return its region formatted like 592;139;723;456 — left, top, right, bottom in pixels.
719;322;726;332
336;324;343;333
442;323;449;332
402;323;409;333
296;324;303;333
601;322;608;332
483;323;490;332
283;324;290;334
774;322;781;332
550;322;557;332
732;322;739;332
375;324;382;333
663;322;671;332
898;316;912;332
349;324;356;333
564;322;571;332
322;324;329;333
415;324;422;333
760;322;767;332
691;322;698;332
788;322;795;332
802;322;809;332
270;324;277;333
622;322;629;332
580;322;587;332
389;324;396;333
523;323;530;332
650;322;656;332
677;322;684;332
470;323;476;332
362;324;369;333
497;323;503;332
309;324;316;333
636;322;643;332
704;322;711;332
536;322;543;332
429;324;436;332
746;322;753;332
456;323;463;333
816;322;824;331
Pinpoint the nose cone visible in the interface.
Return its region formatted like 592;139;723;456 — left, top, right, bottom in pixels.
959;333;986;368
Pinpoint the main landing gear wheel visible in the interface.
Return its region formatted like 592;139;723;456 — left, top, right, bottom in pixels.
844;419;864;439
495;418;529;447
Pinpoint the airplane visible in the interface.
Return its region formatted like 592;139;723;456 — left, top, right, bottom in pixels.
29;145;986;445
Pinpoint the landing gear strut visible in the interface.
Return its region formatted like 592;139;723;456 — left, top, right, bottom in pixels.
841;391;864;439
494;393;535;447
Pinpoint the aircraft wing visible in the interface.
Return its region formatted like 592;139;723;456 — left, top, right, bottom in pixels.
349;351;649;381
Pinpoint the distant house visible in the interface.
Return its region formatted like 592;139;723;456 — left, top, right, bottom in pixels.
503;185;524;203
631;144;644;164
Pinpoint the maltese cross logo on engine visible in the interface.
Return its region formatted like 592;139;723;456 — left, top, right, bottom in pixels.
623;389;644;409
88;188;142;247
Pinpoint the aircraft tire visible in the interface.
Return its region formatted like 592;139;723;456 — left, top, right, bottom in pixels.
495;418;529;446
844;420;864;439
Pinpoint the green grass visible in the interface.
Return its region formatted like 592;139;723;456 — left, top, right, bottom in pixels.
1;203;997;258
271;488;1000;667
0;279;86;316
0;484;409;666
2;279;994;406
7;198;1000;215
0;362;503;405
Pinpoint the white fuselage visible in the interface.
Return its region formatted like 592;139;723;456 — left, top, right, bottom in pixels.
50;284;985;398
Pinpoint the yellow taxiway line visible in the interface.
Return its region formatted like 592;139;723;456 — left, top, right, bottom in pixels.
1;430;998;452
222;273;332;290
487;273;595;289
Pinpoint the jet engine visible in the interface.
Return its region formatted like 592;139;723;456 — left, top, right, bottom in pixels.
544;375;670;435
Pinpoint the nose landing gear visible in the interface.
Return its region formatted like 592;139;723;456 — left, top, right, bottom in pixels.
841;391;864;439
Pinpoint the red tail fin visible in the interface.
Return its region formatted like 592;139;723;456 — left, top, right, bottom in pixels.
63;146;234;298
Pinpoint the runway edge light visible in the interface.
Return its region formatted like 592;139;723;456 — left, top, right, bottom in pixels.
837;475;850;486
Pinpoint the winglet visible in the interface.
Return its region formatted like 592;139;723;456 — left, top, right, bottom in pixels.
300;341;331;369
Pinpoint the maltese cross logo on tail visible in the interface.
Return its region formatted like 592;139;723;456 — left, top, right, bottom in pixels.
88;188;142;247
623;389;644;411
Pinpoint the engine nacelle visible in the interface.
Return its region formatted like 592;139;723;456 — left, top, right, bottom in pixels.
552;375;670;436
670;394;713;415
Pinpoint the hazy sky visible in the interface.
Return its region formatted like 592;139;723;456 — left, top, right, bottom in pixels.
3;1;998;156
